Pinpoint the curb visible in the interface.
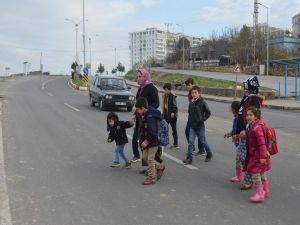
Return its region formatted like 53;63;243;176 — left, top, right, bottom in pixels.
126;80;300;111
68;79;89;91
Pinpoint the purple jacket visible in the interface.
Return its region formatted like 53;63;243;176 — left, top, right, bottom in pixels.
243;119;271;173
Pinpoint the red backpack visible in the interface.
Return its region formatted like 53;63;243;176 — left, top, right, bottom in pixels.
262;125;278;155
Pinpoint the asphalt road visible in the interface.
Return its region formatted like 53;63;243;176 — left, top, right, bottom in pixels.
1;76;300;225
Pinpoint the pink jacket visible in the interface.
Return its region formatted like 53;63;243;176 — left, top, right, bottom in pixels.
243;119;271;173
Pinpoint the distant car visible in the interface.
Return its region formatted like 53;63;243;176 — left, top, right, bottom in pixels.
89;76;135;112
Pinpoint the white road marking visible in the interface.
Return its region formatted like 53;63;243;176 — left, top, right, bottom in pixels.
64;103;80;112
127;134;199;170
41;78;58;90
0;102;13;225
47;92;54;97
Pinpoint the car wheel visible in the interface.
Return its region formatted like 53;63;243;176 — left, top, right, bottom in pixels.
99;98;104;110
127;106;133;112
90;96;95;107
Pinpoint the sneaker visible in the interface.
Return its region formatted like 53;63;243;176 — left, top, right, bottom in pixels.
142;176;157;185
204;153;213;162
139;169;148;176
157;165;165;179
131;156;141;163
240;183;252;190
182;158;192;165
192;150;206;156
122;162;131;169
169;144;179;149
110;162;120;167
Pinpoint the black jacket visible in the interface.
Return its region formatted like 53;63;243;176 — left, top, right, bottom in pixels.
136;83;159;108
135;83;160;131
188;97;211;128
237;94;263;133
108;121;133;145
162;92;178;122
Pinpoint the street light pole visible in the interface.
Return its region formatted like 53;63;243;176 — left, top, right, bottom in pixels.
82;0;86;68
176;24;184;70
258;2;269;76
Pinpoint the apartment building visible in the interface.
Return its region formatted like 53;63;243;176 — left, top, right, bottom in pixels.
292;13;300;38
129;27;204;67
129;28;167;67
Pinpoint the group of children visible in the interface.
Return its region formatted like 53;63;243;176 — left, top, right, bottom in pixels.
106;70;272;202
224;76;271;203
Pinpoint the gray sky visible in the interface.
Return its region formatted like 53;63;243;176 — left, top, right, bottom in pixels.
0;0;299;75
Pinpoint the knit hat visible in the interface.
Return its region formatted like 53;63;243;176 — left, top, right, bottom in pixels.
243;76;259;94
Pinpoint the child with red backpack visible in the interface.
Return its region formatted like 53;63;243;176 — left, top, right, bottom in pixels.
244;106;271;203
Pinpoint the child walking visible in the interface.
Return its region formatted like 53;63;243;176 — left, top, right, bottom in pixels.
107;112;134;168
224;101;244;182
182;86;213;164
162;83;179;149
135;97;165;185
244;106;271;203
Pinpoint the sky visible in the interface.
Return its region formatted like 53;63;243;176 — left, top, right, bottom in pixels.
0;0;299;76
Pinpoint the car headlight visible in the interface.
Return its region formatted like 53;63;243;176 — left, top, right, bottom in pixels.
105;95;112;99
129;96;135;101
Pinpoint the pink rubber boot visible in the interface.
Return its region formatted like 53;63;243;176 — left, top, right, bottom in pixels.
263;181;270;198
250;184;265;203
229;166;243;182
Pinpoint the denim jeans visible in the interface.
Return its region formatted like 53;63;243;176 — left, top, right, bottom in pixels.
169;120;178;146
132;130;140;158
113;144;128;163
185;121;204;151
187;127;212;160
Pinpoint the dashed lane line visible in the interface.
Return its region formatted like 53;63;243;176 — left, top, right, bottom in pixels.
127;134;199;170
47;92;54;97
64;103;80;112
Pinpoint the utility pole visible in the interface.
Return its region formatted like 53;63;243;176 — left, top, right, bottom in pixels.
253;0;259;72
82;0;86;68
40;52;43;73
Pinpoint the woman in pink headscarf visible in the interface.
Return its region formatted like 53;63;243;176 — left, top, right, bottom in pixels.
131;68;159;163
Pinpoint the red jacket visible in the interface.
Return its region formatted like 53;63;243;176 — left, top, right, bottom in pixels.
243;119;271;173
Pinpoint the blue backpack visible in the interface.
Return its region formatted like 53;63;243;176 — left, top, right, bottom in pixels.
157;118;169;146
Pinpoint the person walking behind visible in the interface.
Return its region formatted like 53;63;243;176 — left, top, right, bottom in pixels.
237;76;264;190
184;78;205;156
135;97;165;185
107;112;134;168
183;86;213;164
244;107;271;203
131;68;159;163
224;101;243;182
162;83;179;149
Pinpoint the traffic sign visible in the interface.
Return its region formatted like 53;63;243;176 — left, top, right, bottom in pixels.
83;67;89;74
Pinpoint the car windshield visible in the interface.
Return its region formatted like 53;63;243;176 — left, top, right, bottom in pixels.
100;78;127;90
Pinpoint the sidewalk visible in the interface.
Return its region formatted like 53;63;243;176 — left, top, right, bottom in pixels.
126;80;300;111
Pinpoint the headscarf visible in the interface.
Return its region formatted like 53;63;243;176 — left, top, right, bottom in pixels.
243;76;259;94
137;68;152;91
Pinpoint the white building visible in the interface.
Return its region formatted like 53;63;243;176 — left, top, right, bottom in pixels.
292;13;300;38
129;28;167;68
129;27;204;67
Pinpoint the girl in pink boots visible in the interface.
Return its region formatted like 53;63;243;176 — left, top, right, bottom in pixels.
243;106;271;203
224;101;244;183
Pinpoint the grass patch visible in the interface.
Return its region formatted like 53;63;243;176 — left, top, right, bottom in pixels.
125;70;238;88
72;79;90;87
